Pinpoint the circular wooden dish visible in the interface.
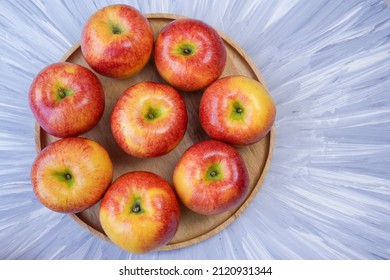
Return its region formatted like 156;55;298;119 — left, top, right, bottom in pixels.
34;14;275;251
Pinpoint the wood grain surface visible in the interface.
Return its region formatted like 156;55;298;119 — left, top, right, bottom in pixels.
34;14;275;251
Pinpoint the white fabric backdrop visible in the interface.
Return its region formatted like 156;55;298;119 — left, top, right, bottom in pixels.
0;0;389;259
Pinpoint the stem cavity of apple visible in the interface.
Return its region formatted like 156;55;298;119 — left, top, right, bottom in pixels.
131;199;142;214
112;26;122;35
230;101;245;120
58;88;66;99
183;48;191;55
177;43;195;57
109;22;123;35
52;169;74;187
145;107;162;121
206;163;222;181
56;87;74;102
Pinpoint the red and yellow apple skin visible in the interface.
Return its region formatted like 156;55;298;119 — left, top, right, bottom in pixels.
81;4;154;78
29;62;105;138
100;171;180;254
154;18;227;92
110;81;188;158
199;75;276;146
173;140;250;215
30;137;113;213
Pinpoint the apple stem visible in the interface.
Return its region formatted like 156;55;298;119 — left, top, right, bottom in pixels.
58;88;66;98
65;173;72;180
236;108;243;114
132;199;142;213
148;113;154;119
183;48;191;55
210;171;217;177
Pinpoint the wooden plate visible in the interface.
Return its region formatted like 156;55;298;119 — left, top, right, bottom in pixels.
34;14;275;251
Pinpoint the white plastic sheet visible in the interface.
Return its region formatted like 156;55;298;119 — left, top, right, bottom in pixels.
0;0;389;259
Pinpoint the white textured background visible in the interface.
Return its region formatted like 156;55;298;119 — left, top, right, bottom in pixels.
0;0;389;259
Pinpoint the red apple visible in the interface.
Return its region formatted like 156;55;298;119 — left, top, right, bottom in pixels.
81;4;154;78
30;137;113;213
199;75;276;146
110;81;188;158
154;18;227;92
100;171;180;254
29;62;105;138
173;139;249;215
